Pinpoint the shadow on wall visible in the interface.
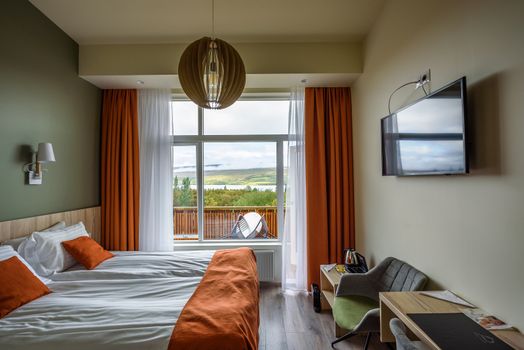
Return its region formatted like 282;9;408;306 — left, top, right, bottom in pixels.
367;255;377;269
467;73;502;176
15;144;35;185
364;254;445;290
16;144;35;164
425;279;445;291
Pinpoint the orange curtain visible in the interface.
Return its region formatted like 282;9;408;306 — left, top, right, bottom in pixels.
305;87;355;287
101;90;140;251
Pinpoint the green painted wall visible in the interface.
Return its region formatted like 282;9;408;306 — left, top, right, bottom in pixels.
0;0;101;221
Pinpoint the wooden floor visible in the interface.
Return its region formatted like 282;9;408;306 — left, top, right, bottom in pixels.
259;283;390;350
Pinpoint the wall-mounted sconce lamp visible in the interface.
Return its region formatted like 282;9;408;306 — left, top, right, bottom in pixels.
23;142;56;185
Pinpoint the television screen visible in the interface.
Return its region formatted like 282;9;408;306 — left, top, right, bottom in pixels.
381;77;468;176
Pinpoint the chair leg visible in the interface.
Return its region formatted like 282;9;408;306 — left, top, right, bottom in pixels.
331;331;356;348
364;332;372;350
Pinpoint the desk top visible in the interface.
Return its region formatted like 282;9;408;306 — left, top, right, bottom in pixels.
380;292;524;350
320;264;344;286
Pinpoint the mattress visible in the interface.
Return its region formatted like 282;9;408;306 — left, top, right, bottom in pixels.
0;250;214;350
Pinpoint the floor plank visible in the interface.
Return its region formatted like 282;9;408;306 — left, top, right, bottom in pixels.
259;283;390;350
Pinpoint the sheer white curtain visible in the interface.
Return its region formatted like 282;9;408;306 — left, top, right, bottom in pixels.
138;89;173;251
282;86;307;291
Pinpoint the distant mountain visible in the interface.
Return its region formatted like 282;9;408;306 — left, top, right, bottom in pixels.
174;167;283;186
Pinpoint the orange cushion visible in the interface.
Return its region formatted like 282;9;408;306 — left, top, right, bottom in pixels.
0;256;51;318
62;236;114;270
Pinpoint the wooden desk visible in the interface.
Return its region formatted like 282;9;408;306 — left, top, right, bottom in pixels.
380;292;524;349
320;265;349;337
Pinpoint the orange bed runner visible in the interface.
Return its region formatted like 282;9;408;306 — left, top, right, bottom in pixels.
168;248;259;350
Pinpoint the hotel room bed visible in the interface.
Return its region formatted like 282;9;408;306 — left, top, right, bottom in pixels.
0;249;259;350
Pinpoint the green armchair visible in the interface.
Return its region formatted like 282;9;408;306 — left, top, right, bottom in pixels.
331;257;428;349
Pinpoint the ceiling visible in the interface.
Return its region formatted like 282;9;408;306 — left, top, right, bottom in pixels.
29;0;385;45
81;73;361;90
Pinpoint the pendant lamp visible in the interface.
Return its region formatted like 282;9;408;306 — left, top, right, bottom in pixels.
178;0;246;109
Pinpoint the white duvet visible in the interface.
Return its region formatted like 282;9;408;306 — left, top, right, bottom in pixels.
0;251;215;350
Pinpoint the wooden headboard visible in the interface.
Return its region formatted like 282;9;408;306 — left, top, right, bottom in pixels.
0;207;101;243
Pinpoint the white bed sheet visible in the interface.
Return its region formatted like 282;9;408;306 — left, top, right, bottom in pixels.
0;250;214;350
50;250;215;281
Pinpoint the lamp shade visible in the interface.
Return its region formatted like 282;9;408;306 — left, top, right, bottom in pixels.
37;143;55;163
178;37;246;109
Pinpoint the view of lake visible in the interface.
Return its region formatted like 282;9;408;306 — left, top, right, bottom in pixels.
189;184;277;191
174;167;281;192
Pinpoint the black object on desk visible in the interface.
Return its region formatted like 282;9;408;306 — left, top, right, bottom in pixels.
343;249;368;273
407;313;513;350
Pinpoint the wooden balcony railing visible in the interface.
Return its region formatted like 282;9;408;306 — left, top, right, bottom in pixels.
174;206;278;240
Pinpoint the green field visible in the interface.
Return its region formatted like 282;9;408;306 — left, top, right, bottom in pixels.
175;167;280;185
173;168;281;206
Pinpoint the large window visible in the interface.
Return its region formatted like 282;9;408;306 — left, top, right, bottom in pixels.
172;98;289;241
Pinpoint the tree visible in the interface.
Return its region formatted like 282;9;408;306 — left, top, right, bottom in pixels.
233;190;276;206
175;182;277;207
179;177;193;206
173;176;180;205
174;176;196;207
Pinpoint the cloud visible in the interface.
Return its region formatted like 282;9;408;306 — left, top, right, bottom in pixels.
172;100;288;172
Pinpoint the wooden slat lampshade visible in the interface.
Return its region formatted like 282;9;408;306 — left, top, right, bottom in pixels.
178;37;246;109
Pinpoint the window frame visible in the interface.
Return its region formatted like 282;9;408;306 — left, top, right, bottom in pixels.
172;95;289;244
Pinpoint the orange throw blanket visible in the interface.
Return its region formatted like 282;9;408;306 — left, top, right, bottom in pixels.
168;248;259;350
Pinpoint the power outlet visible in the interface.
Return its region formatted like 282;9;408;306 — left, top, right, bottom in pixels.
416;69;431;88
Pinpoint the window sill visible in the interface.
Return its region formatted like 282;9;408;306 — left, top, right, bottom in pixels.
173;240;282;250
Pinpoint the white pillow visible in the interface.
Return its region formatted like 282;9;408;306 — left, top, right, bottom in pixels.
18;222;89;277
0;245;50;284
1;237;26;251
1;221;66;251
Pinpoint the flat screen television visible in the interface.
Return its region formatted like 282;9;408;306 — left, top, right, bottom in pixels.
381;77;469;176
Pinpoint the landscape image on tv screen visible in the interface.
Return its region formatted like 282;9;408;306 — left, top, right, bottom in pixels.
382;78;467;176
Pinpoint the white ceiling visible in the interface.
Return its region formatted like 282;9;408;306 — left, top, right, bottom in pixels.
29;0;385;45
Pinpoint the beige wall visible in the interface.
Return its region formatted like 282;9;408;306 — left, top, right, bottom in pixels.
352;0;524;330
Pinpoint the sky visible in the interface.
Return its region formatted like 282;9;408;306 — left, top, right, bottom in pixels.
396;98;463;133
173;142;279;173
172;100;289;172
399;141;465;172
393;94;466;173
171;100;289;135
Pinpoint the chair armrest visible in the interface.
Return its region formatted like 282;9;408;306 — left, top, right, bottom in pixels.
335;273;380;301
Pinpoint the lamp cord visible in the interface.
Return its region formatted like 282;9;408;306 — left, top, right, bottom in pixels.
387;80;419;114
211;0;215;39
421;83;428;96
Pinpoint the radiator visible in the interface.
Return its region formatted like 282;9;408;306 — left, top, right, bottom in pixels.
254;250;274;282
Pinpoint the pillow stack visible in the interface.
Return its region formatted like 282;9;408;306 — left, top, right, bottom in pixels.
2;221;66;251
18;222;90;277
0;221;114;319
